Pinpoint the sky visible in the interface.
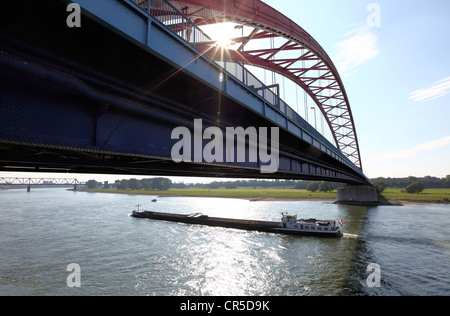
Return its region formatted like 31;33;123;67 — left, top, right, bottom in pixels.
2;0;450;183
259;0;450;179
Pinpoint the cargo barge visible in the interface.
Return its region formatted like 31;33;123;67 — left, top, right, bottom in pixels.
130;207;342;237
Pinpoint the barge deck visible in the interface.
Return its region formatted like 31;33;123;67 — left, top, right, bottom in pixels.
131;211;281;233
130;211;342;237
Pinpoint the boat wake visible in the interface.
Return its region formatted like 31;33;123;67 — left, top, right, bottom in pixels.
343;233;359;239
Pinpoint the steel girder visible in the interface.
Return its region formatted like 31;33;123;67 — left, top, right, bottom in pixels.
0;178;81;185
166;0;363;171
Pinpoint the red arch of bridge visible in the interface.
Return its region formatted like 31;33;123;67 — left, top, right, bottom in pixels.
170;0;363;170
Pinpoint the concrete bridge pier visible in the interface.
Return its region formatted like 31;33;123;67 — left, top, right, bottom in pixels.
337;185;378;205
27;185;31;192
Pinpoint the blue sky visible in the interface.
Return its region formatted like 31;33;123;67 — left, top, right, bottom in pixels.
261;0;450;178
2;0;449;182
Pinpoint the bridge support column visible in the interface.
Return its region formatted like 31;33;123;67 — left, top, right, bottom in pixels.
73;184;77;191
27;185;31;192
337;186;378;205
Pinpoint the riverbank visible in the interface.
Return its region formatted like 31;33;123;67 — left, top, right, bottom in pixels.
75;187;337;201
380;188;450;205
73;187;450;205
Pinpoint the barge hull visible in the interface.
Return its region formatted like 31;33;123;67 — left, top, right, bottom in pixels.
131;211;341;237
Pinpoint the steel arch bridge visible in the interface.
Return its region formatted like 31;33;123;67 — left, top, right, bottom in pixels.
165;0;363;170
0;0;369;186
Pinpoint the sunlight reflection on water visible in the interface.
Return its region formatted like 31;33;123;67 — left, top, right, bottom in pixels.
1;189;449;296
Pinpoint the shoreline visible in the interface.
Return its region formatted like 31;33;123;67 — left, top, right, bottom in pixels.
159;194;337;203
71;189;449;206
72;189;336;202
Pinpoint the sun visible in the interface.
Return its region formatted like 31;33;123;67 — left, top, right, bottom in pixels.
215;36;232;48
201;22;239;48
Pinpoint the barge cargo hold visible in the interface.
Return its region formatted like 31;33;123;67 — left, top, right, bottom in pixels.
130;210;342;237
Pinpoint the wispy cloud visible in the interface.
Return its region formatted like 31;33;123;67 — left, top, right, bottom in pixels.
366;136;450;163
409;77;450;102
333;27;380;76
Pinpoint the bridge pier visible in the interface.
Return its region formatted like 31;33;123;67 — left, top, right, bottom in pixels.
27;185;31;192
337;186;378;205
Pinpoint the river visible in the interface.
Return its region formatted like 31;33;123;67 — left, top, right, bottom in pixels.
0;188;448;296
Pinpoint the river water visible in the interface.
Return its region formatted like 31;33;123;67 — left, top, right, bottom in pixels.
0;188;449;296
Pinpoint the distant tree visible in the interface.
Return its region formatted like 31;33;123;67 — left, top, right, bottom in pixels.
372;180;387;193
306;182;320;192
141;179;154;191
443;176;450;188
162;178;172;191
225;182;237;189
118;180;129;190
153;177;172;191
319;182;334;192
128;178;141;191
172;183;186;189
405;182;424;194
86;180;97;189
208;181;222;189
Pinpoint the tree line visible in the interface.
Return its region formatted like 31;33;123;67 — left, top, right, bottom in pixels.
171;179;344;191
174;176;450;190
86;178;172;191
370;176;450;189
86;175;450;193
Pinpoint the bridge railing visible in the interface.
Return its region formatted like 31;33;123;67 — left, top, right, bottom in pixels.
130;0;211;45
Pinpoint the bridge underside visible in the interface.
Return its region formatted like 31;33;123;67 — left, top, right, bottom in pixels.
0;1;368;185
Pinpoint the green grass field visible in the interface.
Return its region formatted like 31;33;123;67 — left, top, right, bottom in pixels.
77;187;450;203
161;187;338;199
379;188;450;203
